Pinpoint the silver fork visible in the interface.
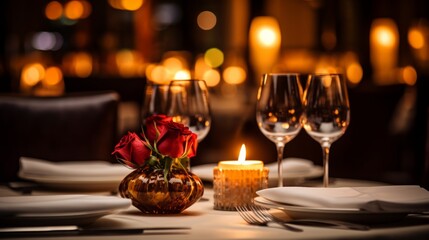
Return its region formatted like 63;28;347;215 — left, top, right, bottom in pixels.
249;204;370;231
236;205;303;232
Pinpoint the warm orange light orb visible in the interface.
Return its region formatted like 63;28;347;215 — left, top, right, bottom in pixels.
45;1;63;20
197;11;217;30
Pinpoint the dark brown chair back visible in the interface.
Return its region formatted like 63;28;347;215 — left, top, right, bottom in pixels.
0;91;119;182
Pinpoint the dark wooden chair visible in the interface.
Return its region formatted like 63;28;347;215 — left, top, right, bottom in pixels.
0;91;119;182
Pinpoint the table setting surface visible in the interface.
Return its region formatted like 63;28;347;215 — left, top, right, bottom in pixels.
1;179;429;240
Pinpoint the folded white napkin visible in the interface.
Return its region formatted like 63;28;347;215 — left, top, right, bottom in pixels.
257;186;429;213
0;195;131;215
19;157;131;179
266;158;315;175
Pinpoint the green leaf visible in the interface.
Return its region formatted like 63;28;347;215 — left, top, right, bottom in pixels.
163;157;173;183
147;155;160;168
178;157;190;172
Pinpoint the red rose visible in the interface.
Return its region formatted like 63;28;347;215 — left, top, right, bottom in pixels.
112;132;151;167
144;115;198;158
144;115;172;143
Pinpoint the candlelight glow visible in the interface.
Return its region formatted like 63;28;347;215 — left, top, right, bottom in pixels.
249;16;281;77
370;18;399;84
174;70;191;80
258;27;277;47
375;27;396;47
238;144;246;163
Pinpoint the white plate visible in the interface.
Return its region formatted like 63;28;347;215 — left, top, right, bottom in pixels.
19;173;125;192
18;158;132;191
0;195;131;226
191;158;323;185
254;197;409;224
0;210;117;227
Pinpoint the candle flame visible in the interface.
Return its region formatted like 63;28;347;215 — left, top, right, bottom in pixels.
238;144;246;163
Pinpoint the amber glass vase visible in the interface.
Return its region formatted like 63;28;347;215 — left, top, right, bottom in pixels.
119;166;204;214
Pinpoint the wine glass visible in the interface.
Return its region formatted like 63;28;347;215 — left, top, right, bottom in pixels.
301;73;350;187
256;73;304;187
141;83;169;124
167;79;211;143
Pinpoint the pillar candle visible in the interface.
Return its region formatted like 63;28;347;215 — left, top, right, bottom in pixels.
213;144;269;211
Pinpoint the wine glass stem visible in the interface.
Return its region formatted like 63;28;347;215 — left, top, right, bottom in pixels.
276;143;285;187
322;143;331;187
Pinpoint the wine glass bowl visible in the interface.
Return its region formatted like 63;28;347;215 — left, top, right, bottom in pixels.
256;73;304;187
167;79;211;143
301;73;350;187
141;83;169;124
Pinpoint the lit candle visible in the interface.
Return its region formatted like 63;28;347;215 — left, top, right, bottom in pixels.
213;144;269;211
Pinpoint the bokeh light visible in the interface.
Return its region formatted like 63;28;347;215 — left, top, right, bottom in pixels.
43;66;63;86
408;28;425;49
197;11;217;30
204;48;224;68
174;70;191;80
21;63;45;87
346;63;363;84
45;1;63;20
63;52;93;78
223;66;246;85
80;0;92;18
115;49;144;77
64;0;84;20
121;0;143;11
194;55;211;80
150;65;170;84
109;0;144;11
257;27;277;47
163;57;184;74
203;69;220;87
374;26;396;47
154;3;182;27
32;32;63;51
401;66;417;86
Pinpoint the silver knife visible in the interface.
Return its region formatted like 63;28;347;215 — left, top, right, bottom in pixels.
0;225;191;237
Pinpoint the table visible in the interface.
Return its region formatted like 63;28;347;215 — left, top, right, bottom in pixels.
2;179;429;240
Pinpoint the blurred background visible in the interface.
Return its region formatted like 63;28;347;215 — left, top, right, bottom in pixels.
0;0;428;186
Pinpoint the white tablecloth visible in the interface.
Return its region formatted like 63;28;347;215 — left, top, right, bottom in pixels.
1;179;429;240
